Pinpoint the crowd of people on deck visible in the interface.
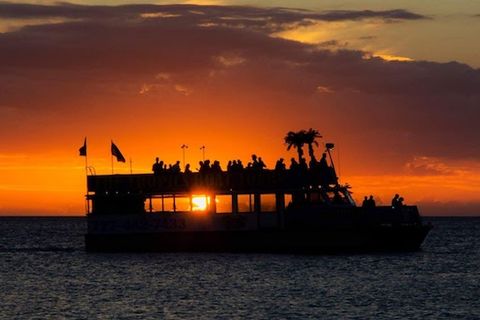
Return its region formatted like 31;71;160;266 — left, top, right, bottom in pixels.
152;157;182;174
152;153;334;176
152;155;405;209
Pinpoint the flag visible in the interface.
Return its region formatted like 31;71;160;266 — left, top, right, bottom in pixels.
79;137;87;157
111;141;126;162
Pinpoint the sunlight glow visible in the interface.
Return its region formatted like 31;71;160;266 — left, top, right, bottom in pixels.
373;53;413;62
192;195;209;211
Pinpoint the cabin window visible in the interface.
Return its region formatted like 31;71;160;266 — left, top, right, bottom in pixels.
215;195;232;213
284;194;292;207
238;194;253;213
147;198;165;212
163;197;176;212
175;196;191;212
260;194;276;212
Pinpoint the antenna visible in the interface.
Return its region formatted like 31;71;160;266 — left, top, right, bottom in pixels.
181;144;189;169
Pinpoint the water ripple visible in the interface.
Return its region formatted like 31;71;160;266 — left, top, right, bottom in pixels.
0;216;479;319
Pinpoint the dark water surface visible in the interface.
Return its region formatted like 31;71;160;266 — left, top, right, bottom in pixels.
0;217;479;319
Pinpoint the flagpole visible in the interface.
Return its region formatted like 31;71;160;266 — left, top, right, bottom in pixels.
181;144;188;170
111;140;114;174
80;137;89;214
85;153;89;214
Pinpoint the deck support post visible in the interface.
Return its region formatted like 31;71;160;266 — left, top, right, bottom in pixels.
232;193;238;214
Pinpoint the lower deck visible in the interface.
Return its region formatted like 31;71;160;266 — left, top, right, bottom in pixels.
87;205;424;235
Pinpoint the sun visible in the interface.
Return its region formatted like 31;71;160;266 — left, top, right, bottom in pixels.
192;195;209;211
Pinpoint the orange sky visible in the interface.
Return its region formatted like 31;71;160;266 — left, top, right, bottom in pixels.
0;2;479;215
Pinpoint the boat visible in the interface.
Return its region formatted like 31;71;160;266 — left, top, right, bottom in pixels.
85;131;432;253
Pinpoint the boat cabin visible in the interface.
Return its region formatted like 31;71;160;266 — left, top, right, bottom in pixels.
86;170;355;216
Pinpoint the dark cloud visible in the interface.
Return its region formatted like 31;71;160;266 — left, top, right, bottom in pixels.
0;3;478;167
0;2;427;28
316;9;426;21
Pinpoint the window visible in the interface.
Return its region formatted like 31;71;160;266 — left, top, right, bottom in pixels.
284;194;292;207
175;196;191;212
215;195;232;213
238;194;253;213
260;194;276;212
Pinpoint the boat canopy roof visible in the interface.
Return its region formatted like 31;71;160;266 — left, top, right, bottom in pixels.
87;170;343;195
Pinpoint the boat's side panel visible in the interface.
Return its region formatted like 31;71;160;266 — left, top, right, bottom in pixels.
85;225;431;253
87;212;262;234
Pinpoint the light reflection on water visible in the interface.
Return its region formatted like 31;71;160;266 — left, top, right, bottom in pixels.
0;217;479;319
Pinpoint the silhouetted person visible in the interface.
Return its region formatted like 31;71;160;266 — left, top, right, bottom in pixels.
397;197;404;207
172;161;181;173
199;160;211;174
319;153;328;171
318;153;333;186
289;158;299;171
204;160;211;172
275;158;286;171
258;157;266;170
251;154;262;171
184;163;192;174
212;160;222;173
251;154;258;163
391;194;400;209
362;196;368;208
152;157;162;174
237;160;244;170
367;195;376;207
231;160;239;172
227;160;233;172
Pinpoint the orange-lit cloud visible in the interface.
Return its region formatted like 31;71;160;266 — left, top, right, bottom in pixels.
0;3;479;215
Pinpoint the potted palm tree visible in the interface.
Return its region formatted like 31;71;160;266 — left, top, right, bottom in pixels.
284;130;307;162
304;128;322;163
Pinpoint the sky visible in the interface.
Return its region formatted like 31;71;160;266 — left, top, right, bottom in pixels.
0;0;479;215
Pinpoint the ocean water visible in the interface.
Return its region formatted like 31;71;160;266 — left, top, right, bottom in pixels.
0;217;479;319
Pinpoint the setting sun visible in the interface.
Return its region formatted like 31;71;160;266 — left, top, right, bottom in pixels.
192;195;209;211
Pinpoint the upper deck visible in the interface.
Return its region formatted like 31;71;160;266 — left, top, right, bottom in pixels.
87;169;338;195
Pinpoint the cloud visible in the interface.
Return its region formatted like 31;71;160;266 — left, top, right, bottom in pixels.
0;3;427;26
316;86;334;94
0;3;478;168
404;156;464;176
313;9;426;22
214;53;246;67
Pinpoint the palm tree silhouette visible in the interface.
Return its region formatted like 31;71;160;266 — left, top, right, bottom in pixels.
284;130;307;162
304;128;322;162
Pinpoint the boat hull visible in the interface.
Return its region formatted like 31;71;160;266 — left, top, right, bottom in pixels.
85;225;431;253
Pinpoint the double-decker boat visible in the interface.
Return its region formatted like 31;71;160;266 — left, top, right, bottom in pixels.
85;136;432;253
